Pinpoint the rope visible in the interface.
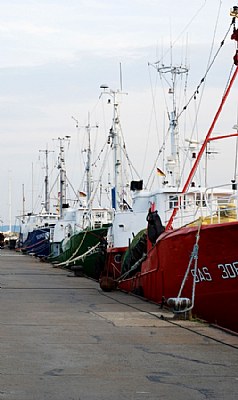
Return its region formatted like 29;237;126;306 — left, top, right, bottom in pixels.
62;229;88;264
117;254;147;282
169;222;202;313
21;236;48;251
55;241;101;267
52;227;107;267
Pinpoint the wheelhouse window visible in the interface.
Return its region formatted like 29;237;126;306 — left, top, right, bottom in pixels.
195;193;206;207
169;195;178;209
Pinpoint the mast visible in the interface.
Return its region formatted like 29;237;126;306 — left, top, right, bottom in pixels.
72;114;98;211
84;113;98;209
8;170;12;232
154;64;188;187
159;8;238;230
111;90;120;209
31;162;34;214
56;136;70;218
39;146;53;213
166;29;238;230
22;184;25;218
100;84;127;210
85;114;92;206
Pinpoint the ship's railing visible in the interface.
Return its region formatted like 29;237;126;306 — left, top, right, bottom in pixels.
83;209;113;229
204;184;238;223
164;183;238;228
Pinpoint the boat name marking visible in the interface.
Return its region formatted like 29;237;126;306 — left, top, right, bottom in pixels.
191;262;238;283
191;267;212;283
217;262;238;280
36;233;47;240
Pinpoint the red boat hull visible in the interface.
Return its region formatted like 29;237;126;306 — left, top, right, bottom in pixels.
118;221;238;333
103;246;127;279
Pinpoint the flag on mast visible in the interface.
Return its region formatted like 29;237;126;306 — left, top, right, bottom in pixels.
79;191;87;197
156;167;166;177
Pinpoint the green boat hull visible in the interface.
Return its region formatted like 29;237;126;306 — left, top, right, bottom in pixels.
49;226;109;280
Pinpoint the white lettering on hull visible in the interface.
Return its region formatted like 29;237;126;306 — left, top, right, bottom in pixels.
218;262;238;279
190;262;238;283
191;267;212;283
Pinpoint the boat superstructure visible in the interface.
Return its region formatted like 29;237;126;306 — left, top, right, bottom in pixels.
114;8;238;333
48;116;113;278
18;146;59;257
101;31;235;286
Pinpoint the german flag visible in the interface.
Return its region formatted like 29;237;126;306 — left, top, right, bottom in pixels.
156;167;166;177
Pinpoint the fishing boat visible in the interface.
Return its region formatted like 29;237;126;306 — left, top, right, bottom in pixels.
49;205;111;279
19;212;58;257
113;8;238;333
18;147;59;258
50;86;153;279
48;118;112;279
97;84;159;288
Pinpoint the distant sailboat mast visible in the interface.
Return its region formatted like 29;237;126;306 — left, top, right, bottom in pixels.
22;183;25;218
8;170;12;232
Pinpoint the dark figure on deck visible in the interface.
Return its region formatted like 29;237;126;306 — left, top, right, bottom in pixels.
146;208;165;245
0;232;4;248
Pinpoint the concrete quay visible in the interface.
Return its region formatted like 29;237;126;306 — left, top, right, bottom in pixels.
0;249;237;400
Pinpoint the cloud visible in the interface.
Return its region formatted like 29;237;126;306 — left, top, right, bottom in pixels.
0;21;59;36
0;0;235;225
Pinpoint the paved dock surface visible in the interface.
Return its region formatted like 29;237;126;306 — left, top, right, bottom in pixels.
0;249;237;400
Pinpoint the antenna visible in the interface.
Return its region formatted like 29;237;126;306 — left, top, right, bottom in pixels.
119;62;123;91
71;116;79;128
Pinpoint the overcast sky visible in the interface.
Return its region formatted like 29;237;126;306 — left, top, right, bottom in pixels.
0;0;237;228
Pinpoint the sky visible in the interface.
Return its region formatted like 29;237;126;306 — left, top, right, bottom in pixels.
0;0;238;229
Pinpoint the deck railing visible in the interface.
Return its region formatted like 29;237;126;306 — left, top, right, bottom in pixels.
164;183;238;228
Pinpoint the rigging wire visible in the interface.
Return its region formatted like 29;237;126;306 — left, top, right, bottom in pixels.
155;1;207;66
146;127;170;190
117;119;141;181
146;2;209;189
89;142;110;206
147;15;233;192
145;65;173;189
178;19;234;120
177;0;223;189
91;140;108;168
141;64;160;182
